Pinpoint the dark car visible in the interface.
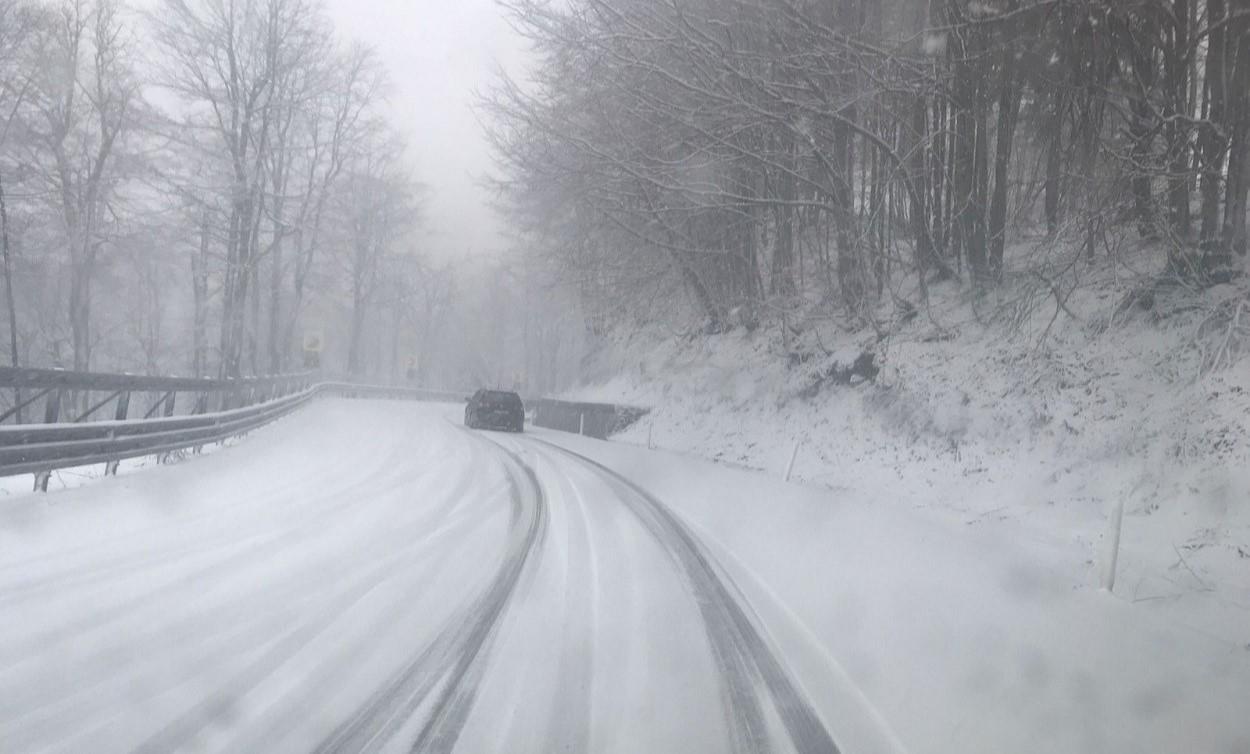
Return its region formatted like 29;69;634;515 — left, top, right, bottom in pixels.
465;389;525;432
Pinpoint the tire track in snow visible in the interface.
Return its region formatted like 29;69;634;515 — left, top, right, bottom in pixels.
1;466;502;747
313;429;547;754
529;438;841;754
527;443;597;754
0;428;428;602
123;519;473;754
462;438;597;754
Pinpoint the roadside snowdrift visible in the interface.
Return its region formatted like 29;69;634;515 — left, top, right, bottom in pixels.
573;248;1250;647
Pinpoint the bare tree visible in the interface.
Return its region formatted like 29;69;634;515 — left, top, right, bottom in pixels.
332;130;420;377
21;0;137;372
152;0;323;377
0;0;38;377
276;43;384;372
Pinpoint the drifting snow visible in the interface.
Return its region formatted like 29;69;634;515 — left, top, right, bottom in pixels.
2;398;1247;752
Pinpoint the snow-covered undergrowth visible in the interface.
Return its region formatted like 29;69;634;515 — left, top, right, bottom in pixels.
572;242;1250;647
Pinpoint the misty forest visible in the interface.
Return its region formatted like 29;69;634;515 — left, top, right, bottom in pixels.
487;0;1249;347
0;0;455;387
1;0;1247;387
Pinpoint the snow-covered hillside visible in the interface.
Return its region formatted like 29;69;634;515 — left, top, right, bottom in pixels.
572;244;1250;648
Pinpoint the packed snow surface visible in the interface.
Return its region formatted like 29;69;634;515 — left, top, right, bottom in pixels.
1;399;1247;753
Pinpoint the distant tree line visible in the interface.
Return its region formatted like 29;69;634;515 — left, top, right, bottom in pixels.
488;0;1250;334
0;0;453;383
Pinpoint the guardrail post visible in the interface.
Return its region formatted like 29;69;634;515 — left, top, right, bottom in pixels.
104;391;131;476
191;392;209;454
114;391;131;420
32;388;63;491
163;391;176;418
43;388;62;424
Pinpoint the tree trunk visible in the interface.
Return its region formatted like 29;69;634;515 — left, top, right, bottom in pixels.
831;117;860;308
1044;85;1065;235
192;209;209;378
1198;0;1229;254
770;148;797;297
951;10;988;281
69;250;92;372
247;256;260;375
0;168;20;420
932;96;949;259
220;181;256;379
268;235;283;373
1222;3;1250;258
1126;14;1158;238
988;39;1021;280
908;93;937;276
1165;0;1193;246
347;270;367;376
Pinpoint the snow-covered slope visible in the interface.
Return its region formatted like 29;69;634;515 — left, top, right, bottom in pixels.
571;247;1250;649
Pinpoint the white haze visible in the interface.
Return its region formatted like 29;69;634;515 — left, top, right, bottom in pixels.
323;0;530;263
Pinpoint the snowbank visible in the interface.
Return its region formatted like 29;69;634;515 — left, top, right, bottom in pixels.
571;245;1250;648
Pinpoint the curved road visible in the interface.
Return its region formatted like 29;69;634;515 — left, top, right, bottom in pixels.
0;400;843;753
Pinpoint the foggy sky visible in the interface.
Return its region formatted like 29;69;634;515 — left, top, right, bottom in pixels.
323;0;529;263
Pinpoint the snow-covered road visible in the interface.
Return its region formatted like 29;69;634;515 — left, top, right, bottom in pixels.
1;400;1247;753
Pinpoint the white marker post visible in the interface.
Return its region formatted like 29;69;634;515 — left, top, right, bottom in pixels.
1100;497;1125;593
578;411;585;436
784;441;800;482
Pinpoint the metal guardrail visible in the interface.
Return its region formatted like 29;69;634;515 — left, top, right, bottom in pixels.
0;366;316;426
0;367;328;489
0;388;317;481
0;367;646;489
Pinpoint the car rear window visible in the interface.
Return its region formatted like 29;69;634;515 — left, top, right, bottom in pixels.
481;391;521;408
